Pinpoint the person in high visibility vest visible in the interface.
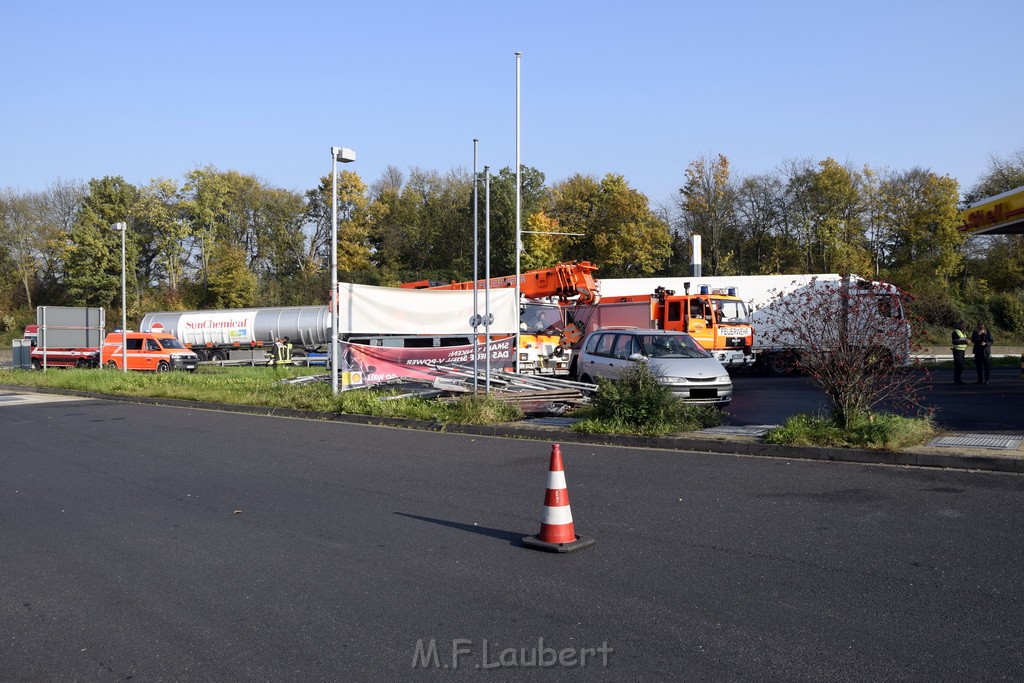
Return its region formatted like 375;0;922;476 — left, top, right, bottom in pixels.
951;320;968;385
273;336;293;370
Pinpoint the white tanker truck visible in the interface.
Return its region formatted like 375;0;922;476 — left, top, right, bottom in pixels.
139;306;332;362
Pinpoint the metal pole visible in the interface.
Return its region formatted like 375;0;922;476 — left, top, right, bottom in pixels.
117;222;127;373
514;51;522;373
484;165;491;394
472;139;480;392
330;149;339;396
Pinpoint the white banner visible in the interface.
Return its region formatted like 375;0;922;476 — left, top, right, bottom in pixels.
336;283;520;335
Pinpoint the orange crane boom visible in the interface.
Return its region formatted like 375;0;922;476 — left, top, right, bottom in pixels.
401;261;601;305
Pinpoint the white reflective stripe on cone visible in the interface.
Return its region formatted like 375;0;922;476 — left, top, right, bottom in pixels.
541;505;574;526
546;470;567;489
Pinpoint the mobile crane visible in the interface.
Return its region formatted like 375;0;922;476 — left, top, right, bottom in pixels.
401;261;601;374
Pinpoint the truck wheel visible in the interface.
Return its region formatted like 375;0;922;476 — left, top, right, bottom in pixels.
156;361;170;373
208;350;226;362
105;361;118;370
766;353;792;377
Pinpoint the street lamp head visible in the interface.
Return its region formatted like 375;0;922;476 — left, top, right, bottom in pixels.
111;221;127;231
332;147;356;163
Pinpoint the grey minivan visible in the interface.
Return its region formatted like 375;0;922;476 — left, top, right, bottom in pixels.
576;329;733;406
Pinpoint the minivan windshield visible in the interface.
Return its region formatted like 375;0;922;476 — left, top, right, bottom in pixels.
637;334;711;359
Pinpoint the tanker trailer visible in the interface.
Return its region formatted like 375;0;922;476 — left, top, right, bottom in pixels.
140;306;331;362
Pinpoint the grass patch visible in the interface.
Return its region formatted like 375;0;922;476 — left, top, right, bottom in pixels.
0;366;522;425
764;412;936;450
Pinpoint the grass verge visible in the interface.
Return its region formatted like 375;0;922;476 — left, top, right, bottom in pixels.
0;366;523;425
764;412;936;450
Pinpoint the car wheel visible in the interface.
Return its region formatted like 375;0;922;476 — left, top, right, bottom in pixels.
31;359;41;371
105;360;118;370
579;373;594;384
156;361;170;373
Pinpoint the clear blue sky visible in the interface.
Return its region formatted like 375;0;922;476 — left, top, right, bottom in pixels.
3;0;1021;207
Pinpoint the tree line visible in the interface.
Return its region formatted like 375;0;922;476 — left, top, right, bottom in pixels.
2;150;1022;339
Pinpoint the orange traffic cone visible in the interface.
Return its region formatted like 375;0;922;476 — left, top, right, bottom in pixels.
523;444;594;553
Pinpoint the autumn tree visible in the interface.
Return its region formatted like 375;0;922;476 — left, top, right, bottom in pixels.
806;158;871;275
520;210;565;271
205;242;257;309
0;190;41;309
63;176;140;311
549;173;671;277
476;166;547;279
305;169;373;290
876;168;963;291
679;154;737;275
34;179;86;303
134;178;188;296
734;173;798;274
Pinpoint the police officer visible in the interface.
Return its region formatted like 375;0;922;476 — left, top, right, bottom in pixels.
971;321;993;384
951;320;968;384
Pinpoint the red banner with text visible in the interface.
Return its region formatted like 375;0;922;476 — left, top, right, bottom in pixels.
339;339;515;388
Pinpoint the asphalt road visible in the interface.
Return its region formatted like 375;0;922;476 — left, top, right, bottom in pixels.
3;395;1024;680
727;365;1024;432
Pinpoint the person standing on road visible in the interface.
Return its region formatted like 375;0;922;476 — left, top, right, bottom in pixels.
971;321;993;384
951;320;969;384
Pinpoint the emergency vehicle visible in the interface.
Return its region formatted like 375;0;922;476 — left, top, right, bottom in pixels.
100;331;200;372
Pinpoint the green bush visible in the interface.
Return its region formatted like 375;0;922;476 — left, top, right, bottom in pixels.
588;363;680;425
572;363;724;437
988;290;1024;336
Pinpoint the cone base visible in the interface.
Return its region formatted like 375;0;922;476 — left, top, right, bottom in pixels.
522;534;595;553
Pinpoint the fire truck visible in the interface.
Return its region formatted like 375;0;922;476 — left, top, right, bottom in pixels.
563;284;755;370
401;261;601;374
24;324;101;370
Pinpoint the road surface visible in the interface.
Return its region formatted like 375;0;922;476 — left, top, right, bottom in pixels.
2;395;1023;679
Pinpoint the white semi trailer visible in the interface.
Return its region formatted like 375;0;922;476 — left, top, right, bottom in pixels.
597;273;911;375
139;306;332;361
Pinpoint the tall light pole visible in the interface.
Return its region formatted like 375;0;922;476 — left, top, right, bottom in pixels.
112;221;128;373
472;139;480;391
514;51;522;373
330;146;356;396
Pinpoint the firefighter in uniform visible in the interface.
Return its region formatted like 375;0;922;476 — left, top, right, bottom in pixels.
273;336;293;370
951;320;968;385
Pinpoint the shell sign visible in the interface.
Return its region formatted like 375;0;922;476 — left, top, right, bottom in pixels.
959;185;1024;235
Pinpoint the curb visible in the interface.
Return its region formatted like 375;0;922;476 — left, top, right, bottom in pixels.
3;384;1022;475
